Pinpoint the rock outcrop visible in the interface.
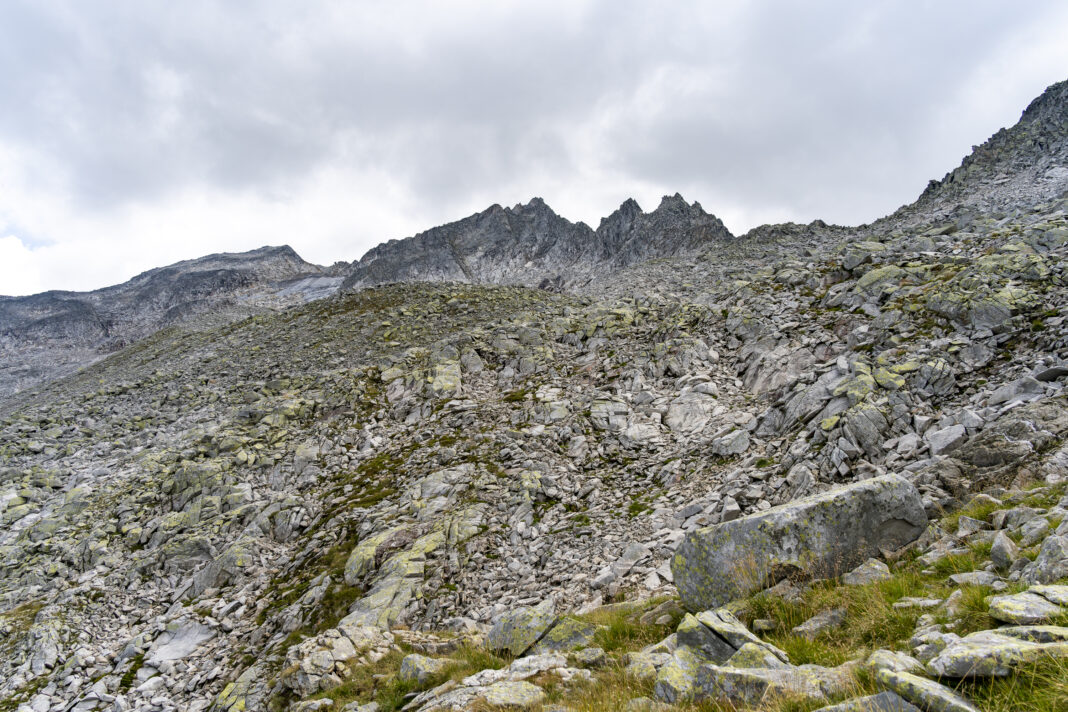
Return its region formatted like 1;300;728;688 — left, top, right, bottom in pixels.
672;475;927;611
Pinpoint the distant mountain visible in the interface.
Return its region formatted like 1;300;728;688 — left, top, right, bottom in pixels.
341;193;733;291
0;246;331;397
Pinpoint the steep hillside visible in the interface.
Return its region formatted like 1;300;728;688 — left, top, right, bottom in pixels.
884;78;1068;227
0;81;1067;712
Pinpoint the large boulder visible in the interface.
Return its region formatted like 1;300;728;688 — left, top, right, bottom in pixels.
486;599;557;656
672;475;926;611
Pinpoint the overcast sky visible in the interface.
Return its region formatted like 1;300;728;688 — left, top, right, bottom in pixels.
1;1;1066;296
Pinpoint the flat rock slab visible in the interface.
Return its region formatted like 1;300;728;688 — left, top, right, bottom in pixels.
874;668;979;712
672;475;926;610
926;629;1068;678
793;608;847;640
988;591;1065;625
398;653;450;685
692;664;848;707
814;691;920;711
529;616;599;655
146;619;216;666
480;680;546;709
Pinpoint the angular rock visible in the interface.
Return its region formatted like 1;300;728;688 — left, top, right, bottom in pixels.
813;692;920;712
990;531;1020;571
675;614;735;663
726;642;789;669
926;629;1068;678
398;654;450;685
624;652;671;681
529;616;599;655
692;664;845;706
925;425;967;456
487;599;557;656
652;647;707;703
695;609;789;662
1023;535;1068;584
842;558;892;586
673;475;926;610
145;619;216;666
481;680;546;709
874;668;979;712
792;608;847;640
988;591;1065;625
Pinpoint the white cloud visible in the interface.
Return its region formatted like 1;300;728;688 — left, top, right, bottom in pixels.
0;1;1065;295
0;235;43;296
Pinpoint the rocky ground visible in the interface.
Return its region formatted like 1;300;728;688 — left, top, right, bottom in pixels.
1;82;1067;711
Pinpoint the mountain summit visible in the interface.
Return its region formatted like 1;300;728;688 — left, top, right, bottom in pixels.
341;194;732;292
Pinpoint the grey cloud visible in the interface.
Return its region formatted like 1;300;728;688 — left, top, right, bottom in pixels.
0;0;1065;230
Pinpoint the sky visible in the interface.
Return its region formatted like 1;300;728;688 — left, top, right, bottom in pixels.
1;2;1067;296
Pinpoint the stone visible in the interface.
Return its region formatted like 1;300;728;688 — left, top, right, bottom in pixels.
572;647;607;668
652;647;707;703
1023;535;1068;584
866;650;924;675
948;571;1001;587
672;475;926;610
925;629;1068;678
710;429;750;457
988;591;1065;625
990;531;1020;571
695;609;789;662
529;616;598;655
792;608;847;640
813;692;920;712
874;668;979;712
675;614;735;663
145;620;216;666
726;642;789;669
664;392;717;433
398;654;450;685
481;680;546;709
691;664;845;706
1031;585;1068;605
624;697;671;712
842;558;892;585
487;599;557;656
925;425;967;456
624;652;671;680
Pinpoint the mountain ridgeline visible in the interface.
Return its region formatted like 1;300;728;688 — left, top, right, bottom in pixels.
341;194;732;291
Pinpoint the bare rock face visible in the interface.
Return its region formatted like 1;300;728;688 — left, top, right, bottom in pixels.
672;475;927;611
884;78;1068;227
341;194;733;292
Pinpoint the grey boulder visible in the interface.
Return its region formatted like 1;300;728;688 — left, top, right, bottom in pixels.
672;475;926;610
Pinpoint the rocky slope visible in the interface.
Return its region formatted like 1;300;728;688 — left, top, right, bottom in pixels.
0;246;340;399
0;81;1067;712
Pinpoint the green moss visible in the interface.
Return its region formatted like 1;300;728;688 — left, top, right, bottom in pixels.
119;653;146;692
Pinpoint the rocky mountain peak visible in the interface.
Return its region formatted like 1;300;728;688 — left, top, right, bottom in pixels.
885;78;1068;227
341;194;733;292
